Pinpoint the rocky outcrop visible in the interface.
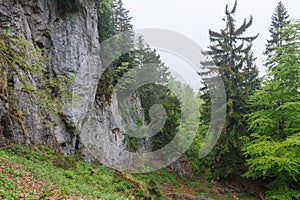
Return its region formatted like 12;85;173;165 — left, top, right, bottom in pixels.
0;0;101;153
168;154;193;177
0;0;192;175
0;0;147;169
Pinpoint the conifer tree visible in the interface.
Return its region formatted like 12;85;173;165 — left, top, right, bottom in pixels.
96;0;135;105
199;0;260;180
98;0;114;42
264;1;291;65
111;0;133;33
131;37;178;151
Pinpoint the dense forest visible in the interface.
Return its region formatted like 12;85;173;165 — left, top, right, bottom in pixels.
0;0;299;199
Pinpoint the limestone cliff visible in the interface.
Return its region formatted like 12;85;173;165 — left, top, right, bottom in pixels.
0;0;155;171
0;0;116;156
0;0;191;175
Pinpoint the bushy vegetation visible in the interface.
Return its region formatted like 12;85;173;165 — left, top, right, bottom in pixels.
242;21;300;200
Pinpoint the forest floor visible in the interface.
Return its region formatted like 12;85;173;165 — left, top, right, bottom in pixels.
0;145;264;200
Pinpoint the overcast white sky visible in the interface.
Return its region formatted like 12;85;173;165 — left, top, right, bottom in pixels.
122;0;300;92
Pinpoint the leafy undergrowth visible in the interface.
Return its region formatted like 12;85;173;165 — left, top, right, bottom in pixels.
0;145;158;199
0;145;261;200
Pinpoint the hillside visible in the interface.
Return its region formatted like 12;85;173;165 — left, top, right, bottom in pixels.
0;145;262;200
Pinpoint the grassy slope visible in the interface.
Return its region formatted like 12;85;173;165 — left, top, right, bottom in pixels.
0;145;259;200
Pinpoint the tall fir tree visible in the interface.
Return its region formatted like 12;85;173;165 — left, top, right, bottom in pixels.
264;1;291;66
134;36;170;85
111;0;133;32
199;0;260;180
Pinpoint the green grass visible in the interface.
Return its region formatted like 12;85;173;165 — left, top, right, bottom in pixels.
0;145;163;199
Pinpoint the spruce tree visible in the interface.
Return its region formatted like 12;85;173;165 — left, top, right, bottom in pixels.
199;0;260;180
264;1;291;65
131;37;179;151
111;0;133;32
98;0;114;43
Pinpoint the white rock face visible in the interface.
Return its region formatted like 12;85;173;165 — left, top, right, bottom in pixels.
0;0;113;155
